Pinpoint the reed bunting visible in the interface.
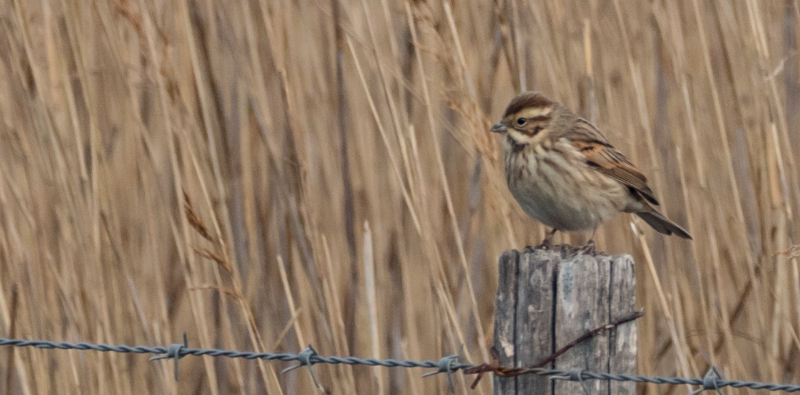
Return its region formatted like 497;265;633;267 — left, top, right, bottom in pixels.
491;91;691;254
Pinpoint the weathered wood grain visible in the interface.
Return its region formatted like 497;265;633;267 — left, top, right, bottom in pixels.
554;252;610;395
608;255;636;395
494;249;519;395
515;249;556;394
493;248;636;395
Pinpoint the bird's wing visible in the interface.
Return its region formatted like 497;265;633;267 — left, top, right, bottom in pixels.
563;120;659;205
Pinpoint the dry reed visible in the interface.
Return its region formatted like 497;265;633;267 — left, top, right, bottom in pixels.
0;1;798;394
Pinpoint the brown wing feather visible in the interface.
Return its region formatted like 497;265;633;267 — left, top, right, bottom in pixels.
564;120;659;205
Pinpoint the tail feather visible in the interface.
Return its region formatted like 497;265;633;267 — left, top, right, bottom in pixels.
636;210;692;239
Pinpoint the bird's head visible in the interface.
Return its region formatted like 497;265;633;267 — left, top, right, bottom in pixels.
491;91;558;145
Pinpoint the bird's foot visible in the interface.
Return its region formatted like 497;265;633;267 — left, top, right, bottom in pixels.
577;239;597;256
524;229;559;252
527;239;553;252
525;243;546;253
531;229;558;251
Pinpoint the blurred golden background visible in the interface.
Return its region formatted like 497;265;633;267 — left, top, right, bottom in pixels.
0;0;798;394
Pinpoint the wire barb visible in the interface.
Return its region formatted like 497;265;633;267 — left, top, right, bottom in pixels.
422;353;460;393
550;368;591;395
281;345;324;392
149;333;188;380
690;367;724;395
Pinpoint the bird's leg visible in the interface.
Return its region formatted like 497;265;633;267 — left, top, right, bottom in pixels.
580;227;598;256
529;228;558;251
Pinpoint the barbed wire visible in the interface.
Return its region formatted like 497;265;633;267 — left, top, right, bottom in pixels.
1;336;800;393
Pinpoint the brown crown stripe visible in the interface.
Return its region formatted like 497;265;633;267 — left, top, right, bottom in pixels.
503;91;555;117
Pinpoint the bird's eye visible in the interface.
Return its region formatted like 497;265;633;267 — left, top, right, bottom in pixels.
516;117;527;126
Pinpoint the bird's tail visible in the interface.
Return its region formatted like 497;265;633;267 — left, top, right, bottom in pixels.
636;209;692;239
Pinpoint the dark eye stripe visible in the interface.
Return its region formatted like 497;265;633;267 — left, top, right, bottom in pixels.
530;115;551;122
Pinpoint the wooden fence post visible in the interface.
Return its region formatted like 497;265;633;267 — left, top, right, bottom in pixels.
493;247;637;395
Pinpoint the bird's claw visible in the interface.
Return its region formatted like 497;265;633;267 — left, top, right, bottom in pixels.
525;244;546;253
530;240;552;252
578;240;597;256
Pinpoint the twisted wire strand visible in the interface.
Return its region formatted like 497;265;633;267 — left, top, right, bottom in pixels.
2;337;800;392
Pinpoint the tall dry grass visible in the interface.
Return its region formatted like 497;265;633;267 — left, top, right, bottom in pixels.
0;0;798;394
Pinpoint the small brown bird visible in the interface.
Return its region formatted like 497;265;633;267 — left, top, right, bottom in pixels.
491;91;691;253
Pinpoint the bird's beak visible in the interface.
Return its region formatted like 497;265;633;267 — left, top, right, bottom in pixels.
490;122;507;133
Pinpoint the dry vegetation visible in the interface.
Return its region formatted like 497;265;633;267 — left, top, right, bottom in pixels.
0;0;799;394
